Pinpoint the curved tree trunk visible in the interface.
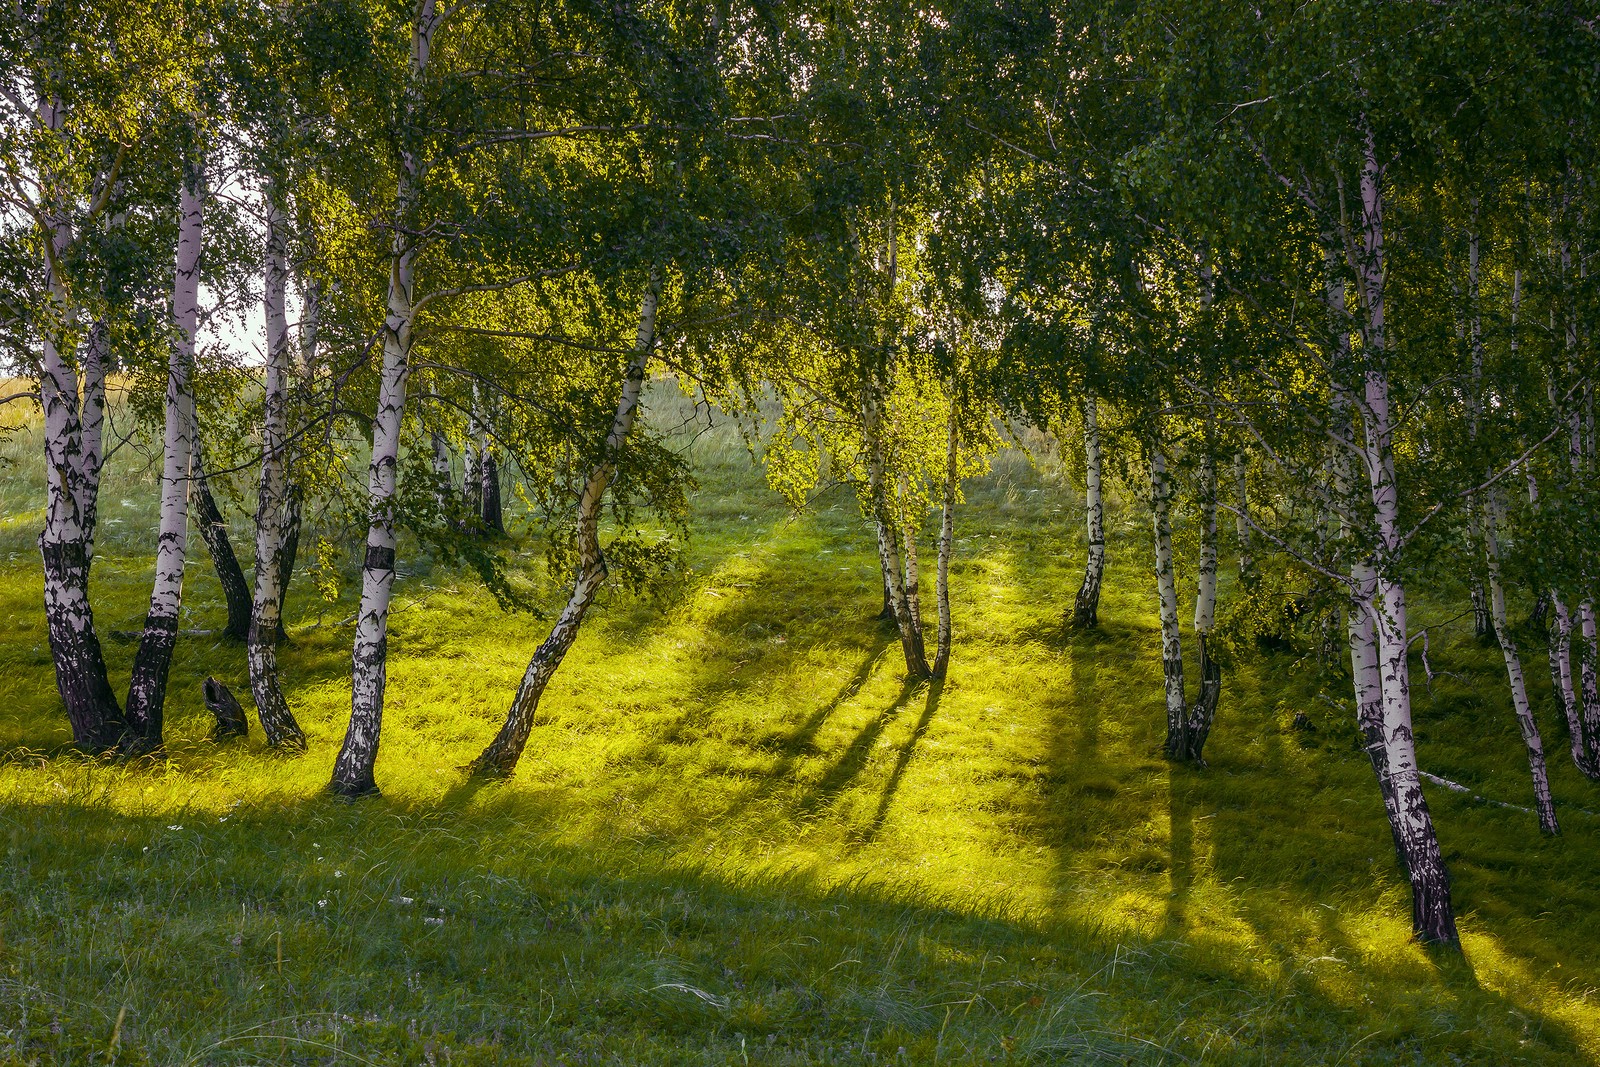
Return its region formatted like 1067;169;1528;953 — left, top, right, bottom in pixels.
248;190;307;751
1073;392;1106;627
192;450;252;641
330;0;437;797
124;158;205;754
1150;434;1188;760
471;272;660;777
35;96;123;749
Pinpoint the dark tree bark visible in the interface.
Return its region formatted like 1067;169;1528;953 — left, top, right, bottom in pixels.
41;538;124;749
203;677;249;740
192;451;252;641
1072;393;1106;628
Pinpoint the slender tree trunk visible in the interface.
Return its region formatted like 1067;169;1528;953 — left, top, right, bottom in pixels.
463;441;482;516
330;0;437;796
1150;435;1187;760
474;391;504;533
1354;139;1457;945
899;476;925;644
124;157;205;753
1073;392;1106;627
471;272;661;776
431;428;453;512
248;190;307;751
1187;448;1221;761
864;377;931;680
191;450;252;641
932;389;957;678
1482;493;1559;833
80;317;108;559
35;96;123;748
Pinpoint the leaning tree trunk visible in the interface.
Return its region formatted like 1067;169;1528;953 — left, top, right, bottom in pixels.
192;449;252;641
329;0;437;796
1073;392;1106;627
1482;493;1559;834
247;189;307;751
35;96;123;749
932;389;958;678
1186;448;1222;762
471;272;661;777
1150;434;1188;761
124;158;205;754
864;376;931;681
1353;140;1457;945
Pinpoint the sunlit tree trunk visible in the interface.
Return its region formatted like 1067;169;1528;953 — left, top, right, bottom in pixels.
248;189;306;750
471;272;661;776
35;95;122;748
899;475;925;646
932;388;957;678
331;0;437;795
864;376;931;680
124;154;205;753
79;317;108;560
1073;392;1106;627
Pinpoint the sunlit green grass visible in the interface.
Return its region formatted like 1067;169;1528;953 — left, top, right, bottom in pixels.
0;384;1597;1064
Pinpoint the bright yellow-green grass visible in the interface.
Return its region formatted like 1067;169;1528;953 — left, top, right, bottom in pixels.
0;383;1597;1065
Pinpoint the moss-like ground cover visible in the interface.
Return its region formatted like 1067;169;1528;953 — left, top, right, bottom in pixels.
0;388;1596;1064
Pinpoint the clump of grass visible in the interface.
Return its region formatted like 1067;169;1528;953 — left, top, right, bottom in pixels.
0;382;1596;1064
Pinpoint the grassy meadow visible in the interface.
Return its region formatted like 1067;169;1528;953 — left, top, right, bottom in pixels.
0;384;1598;1065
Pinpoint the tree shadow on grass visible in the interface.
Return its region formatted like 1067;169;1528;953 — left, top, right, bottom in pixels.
860;676;944;844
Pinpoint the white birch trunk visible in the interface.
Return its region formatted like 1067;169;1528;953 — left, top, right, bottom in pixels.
1482;493;1559;833
898;475;924;643
331;0;437;795
471;272;661;776
864;378;930;680
1150;432;1187;759
932;388;957;677
248;189;306;750
35;94;123;747
124;154;205;752
1187;446;1221;758
431;428;453;512
1355;139;1456;944
1073;392;1106;626
80;317;107;559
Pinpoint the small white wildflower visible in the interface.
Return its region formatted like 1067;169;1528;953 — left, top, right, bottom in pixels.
312;842;320;849
392;896;415;906
317;899;328;908
334;870;344;878
423;917;445;926
141;846;149;853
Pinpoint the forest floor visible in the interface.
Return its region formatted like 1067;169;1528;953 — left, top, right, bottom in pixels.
1;385;1598;1065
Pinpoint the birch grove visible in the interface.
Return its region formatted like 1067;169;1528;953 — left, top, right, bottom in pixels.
3;0;1598;954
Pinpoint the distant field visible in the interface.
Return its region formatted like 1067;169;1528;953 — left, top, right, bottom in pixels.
0;384;1596;1065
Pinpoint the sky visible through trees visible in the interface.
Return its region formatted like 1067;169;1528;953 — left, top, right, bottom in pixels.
2;1;1600;1061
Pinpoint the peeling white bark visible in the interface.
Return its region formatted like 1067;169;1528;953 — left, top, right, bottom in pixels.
248;189;306;750
331;0;439;796
1150;431;1186;759
1354;137;1456;944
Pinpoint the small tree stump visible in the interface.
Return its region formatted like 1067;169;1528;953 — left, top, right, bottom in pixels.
204;677;249;740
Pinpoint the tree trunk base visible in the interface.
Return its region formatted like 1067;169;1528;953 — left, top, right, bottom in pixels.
203;677;249;740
